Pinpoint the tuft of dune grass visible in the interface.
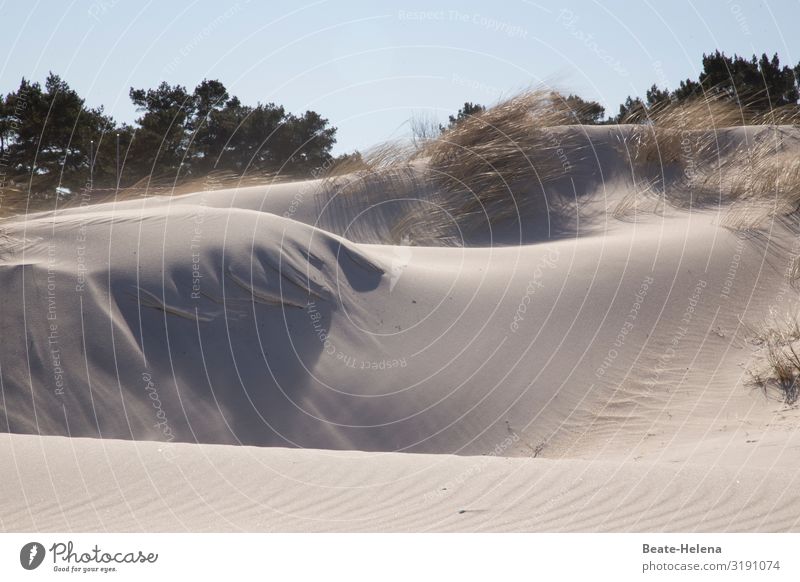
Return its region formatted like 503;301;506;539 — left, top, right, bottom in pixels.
615;95;746;178
613;94;800;230
612;179;664;221
746;311;800;405
317;89;800;242
321;90;588;244
419;91;582;232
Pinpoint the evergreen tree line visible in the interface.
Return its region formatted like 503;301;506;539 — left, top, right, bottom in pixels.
2;51;799;197
615;51;800;122
446;51;800;128
0;75;337;194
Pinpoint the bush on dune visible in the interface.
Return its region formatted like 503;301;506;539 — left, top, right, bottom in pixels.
322;87;800;242
322;90;593;244
746;312;800;405
612;93;800;229
422;92;579;207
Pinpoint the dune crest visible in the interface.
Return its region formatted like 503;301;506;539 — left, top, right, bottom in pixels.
3;97;800;530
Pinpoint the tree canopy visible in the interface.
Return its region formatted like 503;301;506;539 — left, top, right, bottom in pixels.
3;51;800;199
615;51;800;122
0;74;337;195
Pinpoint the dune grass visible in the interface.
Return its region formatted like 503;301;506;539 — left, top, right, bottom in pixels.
321;90;591;244
610;94;800;229
746;311;800;405
323;90;800;243
420;91;582;231
7;88;799;239
616;96;744;170
0;169;289;218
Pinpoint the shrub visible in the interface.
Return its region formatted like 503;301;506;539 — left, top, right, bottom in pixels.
746;311;800;404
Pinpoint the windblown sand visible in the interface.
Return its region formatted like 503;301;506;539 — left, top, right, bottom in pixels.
2;125;799;531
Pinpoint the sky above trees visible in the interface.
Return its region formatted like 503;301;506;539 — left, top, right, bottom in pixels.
1;1;797;154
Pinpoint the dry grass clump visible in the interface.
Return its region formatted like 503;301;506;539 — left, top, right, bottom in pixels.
746;311;800;404
736;138;800;202
420;91;585;240
649;96;751;129
718;150;800;229
420;91;574;192
614;95;800;228
753;105;800;126
420;91;581;229
612;179;664;221
319;90;586;244
617;96;745;171
320;142;418;199
0;169;288;217
322;142;415;182
315;142;435;243
315;89;800;242
696;129;800;229
618;125;712;168
424;91;578;189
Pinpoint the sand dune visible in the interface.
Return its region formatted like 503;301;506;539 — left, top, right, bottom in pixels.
3;434;799;532
2;124;800;531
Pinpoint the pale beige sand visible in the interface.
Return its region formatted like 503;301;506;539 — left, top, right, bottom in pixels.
2;125;799;531
2;433;799;532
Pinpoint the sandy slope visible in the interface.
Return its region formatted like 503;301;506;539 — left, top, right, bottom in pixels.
3;434;799;532
2;125;800;531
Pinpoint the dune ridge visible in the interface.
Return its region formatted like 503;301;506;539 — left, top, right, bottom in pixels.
3;108;800;530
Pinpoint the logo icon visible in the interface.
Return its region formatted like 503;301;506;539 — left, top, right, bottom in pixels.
20;542;45;570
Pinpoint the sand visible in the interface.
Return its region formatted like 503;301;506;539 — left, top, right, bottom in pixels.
2;124;799;531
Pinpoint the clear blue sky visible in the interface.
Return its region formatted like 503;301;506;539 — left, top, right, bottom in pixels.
1;0;798;154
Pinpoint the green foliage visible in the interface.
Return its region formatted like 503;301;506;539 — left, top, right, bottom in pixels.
0;74;116;191
562;94;605;124
615;51;800;123
0;75;337;195
446;102;486;129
